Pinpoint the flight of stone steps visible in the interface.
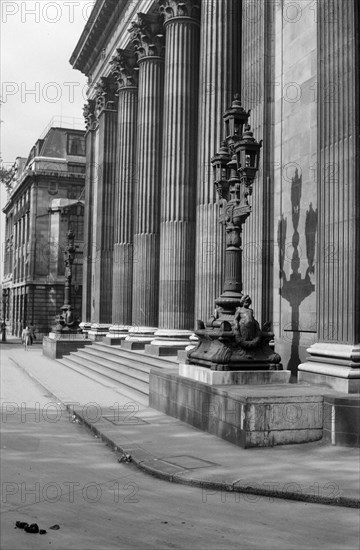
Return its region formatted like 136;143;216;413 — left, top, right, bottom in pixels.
58;341;179;404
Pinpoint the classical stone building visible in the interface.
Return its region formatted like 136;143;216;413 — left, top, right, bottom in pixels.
2;125;86;337
70;0;359;386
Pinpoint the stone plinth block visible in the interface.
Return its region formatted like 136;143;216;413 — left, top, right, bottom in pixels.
79;322;92;338
149;369;324;448
88;323;112;341
146;329;193;356
121;326;157;350
298;343;360;393
179;363;291;385
104;324;130;345
322;394;360;447
43;335;92;359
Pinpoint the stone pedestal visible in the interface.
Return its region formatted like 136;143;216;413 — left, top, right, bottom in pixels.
150;369;324;448
179;363;291;385
298;344;360;394
43;334;92;359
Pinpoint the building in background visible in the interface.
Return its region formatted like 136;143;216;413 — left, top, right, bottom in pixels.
70;0;359;387
2;123;86;337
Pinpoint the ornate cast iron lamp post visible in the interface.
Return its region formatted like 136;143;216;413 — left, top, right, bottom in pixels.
53;229;80;333
188;95;281;371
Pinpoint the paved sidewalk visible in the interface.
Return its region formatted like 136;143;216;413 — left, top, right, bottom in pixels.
4;345;360;508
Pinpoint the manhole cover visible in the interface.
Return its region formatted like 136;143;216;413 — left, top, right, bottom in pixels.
102;415;149;426
159;455;219;470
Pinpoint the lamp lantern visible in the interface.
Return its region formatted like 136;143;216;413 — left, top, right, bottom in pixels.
235;125;262;184
211;141;231;198
223;94;250;144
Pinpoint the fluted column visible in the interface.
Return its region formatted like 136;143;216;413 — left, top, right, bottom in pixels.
157;0;200;332
111;50;138;328
91;77;118;327
299;0;360;392
81;100;96;327
195;0;242;322
129;14;165;328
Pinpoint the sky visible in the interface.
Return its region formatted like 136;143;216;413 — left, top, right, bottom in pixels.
1;0;92;274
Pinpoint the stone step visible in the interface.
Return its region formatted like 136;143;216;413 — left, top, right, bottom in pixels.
91;342;179;370
57;341;179;401
59;353;149;397
58;356;149;405
75;348;151;379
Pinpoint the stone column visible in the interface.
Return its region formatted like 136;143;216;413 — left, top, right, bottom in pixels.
298;0;360;392
242;0;276;326
88;77;118;340
129;13;165;335
80;100;96;334
195;0;241;322
106;50;138;344
148;0;200;355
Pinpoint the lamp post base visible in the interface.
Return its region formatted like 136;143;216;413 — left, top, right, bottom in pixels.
187;294;282;371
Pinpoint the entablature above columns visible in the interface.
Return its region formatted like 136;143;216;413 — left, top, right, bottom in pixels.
74;0;155;100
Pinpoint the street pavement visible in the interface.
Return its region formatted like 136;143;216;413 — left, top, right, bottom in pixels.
1;342;359;550
3;340;360;506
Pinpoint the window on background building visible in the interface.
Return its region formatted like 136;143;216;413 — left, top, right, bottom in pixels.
67;134;85;156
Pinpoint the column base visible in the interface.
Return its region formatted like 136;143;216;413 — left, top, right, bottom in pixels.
177;333;199;362
104;325;130;345
298;343;360;393
79;322;91;338
146;329;192;357
121;327;157;351
88;323;112;341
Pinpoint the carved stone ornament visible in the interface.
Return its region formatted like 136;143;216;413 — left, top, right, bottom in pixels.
187;295;281;371
94;76;117;115
109;49;138;90
157;0;200;22
83;99;96;131
129;13;165;60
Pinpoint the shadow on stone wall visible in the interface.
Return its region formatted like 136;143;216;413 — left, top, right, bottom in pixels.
278;168;318;377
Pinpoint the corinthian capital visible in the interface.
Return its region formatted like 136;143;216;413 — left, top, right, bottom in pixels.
94;76;117;115
129;13;165;60
157;0;200;22
83;99;96;130
109;49;138;90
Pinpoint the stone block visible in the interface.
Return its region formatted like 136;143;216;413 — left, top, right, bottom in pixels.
149;370;324;448
179;364;291;385
42;335;92;359
322;394;360;447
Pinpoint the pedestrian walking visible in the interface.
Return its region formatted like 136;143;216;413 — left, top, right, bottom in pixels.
1;321;6;342
21;326;31;351
28;324;36;345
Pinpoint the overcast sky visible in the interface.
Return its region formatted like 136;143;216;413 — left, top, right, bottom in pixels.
1;0;92;272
